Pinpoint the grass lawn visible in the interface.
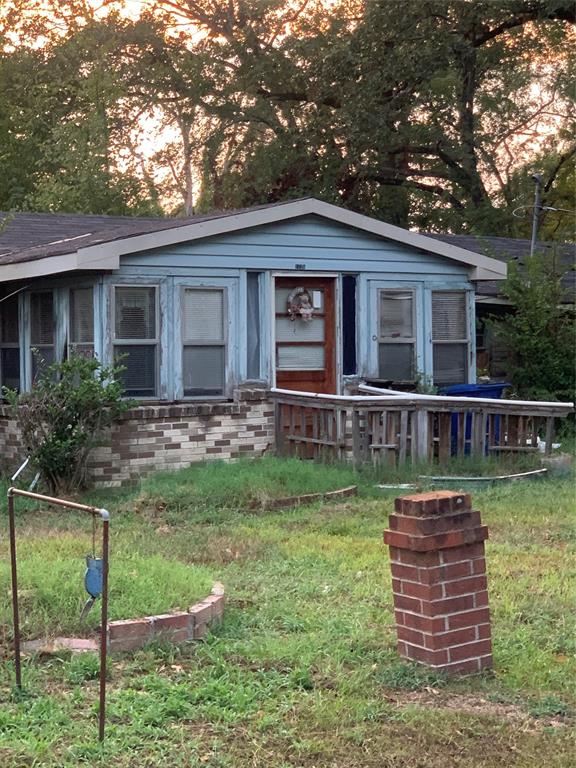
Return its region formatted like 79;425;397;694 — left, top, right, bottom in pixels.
0;457;575;767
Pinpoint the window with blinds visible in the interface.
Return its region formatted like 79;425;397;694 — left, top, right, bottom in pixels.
113;286;158;397
30;291;54;381
432;291;469;385
182;288;226;397
0;294;20;392
378;290;415;381
69;287;94;358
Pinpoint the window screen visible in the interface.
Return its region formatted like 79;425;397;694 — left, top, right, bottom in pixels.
69;287;94;357
115;287;156;340
432;291;469;385
182;288;226;397
116;345;157;397
182;289;223;342
432;292;467;340
30;292;54;346
113;286;158;397
30;292;54;381
378;344;414;381
380;291;413;338
378;290;415;381
0;294;20;392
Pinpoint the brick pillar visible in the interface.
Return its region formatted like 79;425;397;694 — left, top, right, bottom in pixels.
384;490;492;675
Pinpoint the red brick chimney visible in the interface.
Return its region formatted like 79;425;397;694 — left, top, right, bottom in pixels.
384;490;492;675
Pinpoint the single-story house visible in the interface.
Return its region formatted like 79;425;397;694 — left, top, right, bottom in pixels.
0;198;506;484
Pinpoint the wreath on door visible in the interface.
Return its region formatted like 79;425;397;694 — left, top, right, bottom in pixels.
287;287;314;322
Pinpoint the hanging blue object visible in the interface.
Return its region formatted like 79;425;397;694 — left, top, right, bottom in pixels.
81;556;103;620
85;555;103;599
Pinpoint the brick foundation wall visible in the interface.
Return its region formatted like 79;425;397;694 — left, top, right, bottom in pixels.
384;490;493;675
0;409;22;470
0;387;274;487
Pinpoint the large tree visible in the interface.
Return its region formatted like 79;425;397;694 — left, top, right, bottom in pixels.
0;6;162;214
1;0;574;234
151;0;575;232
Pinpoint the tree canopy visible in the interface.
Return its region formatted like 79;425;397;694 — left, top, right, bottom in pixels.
0;0;574;236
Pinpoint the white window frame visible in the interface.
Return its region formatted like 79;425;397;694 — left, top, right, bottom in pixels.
112;284;160;399
377;288;417;382
431;289;470;386
180;285;228;400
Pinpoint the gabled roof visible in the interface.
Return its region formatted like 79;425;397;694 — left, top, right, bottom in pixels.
0;199;507;282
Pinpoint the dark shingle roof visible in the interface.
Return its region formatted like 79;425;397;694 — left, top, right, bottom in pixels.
0;211;168;256
1;208;573;300
428;234;575;301
0;201;305;266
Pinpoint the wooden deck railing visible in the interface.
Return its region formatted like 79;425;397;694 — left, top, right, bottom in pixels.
271;387;574;466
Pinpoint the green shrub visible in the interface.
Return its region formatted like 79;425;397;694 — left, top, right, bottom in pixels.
489;254;575;403
4;355;134;493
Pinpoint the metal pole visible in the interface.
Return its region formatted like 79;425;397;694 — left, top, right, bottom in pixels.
530;173;542;258
8;487;104;515
7;490;22;689
98;513;110;742
6;487;110;740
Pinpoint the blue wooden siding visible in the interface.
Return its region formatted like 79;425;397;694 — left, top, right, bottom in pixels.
116;215;475;390
121;215;470;277
12;215;477;394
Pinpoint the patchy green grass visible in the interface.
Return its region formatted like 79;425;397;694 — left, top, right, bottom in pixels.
0;533;213;640
0;458;575;767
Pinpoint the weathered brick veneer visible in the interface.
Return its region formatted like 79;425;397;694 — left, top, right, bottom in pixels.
384;490;493;675
0;388;274;487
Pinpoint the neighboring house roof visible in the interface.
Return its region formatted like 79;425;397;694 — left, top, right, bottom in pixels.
429;234;576;303
0;199;506;283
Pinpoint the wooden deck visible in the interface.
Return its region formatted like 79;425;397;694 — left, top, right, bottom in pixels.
271;387;574;466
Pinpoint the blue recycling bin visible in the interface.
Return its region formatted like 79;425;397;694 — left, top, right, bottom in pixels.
439;382;512;455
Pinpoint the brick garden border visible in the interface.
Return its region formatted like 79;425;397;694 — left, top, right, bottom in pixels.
107;582;225;653
249;484;358;511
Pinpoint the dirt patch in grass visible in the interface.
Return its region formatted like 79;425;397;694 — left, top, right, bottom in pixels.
389;690;573;731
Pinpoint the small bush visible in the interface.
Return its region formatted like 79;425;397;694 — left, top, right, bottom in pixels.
4;355;134;493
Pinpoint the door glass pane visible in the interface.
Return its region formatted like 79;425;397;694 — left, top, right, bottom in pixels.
183;346;225;395
277;345;325;370
183;289;224;342
115;345;156;397
380;291;413;338
275;287;324;313
378;343;414;380
433;343;467;385
275;316;325;342
115;287;155;340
